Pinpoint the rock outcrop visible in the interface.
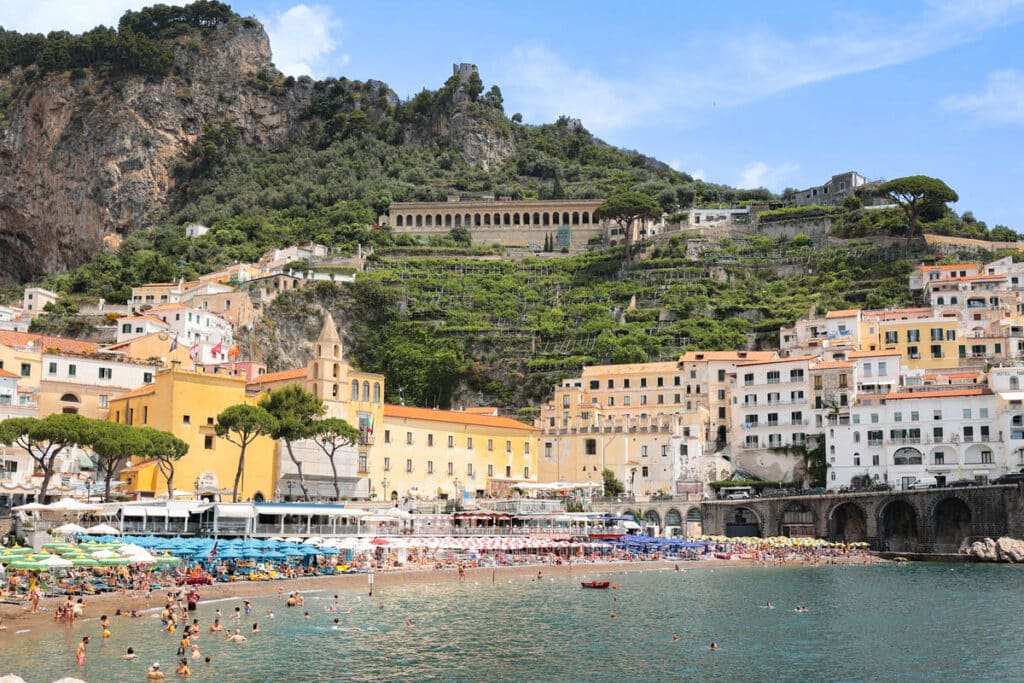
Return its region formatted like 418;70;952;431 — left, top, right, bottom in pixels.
0;20;311;282
962;536;1024;562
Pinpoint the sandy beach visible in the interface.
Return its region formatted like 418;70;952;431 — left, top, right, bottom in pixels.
0;554;880;638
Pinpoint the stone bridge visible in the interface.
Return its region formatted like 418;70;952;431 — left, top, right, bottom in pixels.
698;485;1024;553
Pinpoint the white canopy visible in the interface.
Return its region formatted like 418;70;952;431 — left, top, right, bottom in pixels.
53;522;88;535
46;498;103;513
41;555;73;569
11;502;48;513
85;523;121;535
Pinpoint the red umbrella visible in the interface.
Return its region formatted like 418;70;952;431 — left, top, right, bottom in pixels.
369;538;390;546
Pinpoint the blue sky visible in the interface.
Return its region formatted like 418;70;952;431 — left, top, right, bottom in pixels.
4;1;1024;228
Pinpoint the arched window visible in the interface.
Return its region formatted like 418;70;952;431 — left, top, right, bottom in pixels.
542;212;550;226
503;213;511;225
425;215;433;227
362;381;370;401
475;214;482;227
396;215;403;227
582;211;590;224
332;383;339;398
333;363;339;378
562;211;570;225
445;214;452;227
373;382;381;402
313;362;318;378
416;215;423;227
533;212;540;224
317;344;322;357
572;211;579;225
351;380;359;400
334;344;339;358
1012;376;1020;390
483;214;491;226
60;393;80;403
436;214;443;226
465;213;472;226
523;213;530;225
513;213;520;224
406;214;413;226
454;214;461;227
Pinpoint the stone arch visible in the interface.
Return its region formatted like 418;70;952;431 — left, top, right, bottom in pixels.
415;215;423;227
351;380;359;401
643;509;661;528
572;211;580;225
60;393;80;403
490;212;498;226
332;383;338;398
425;215;433;227
893;447;923;465
475;214;482;227
332;362;339;378
483;214;491;226
533;212;540;225
664;508;682;528
513;212;521;224
582;211;590;224
725;506;761;536
964;443;992;464
562;211;570;225
779;501;817;537
405;215;413;227
445;214;452;227
453;214;462;227
828;501;868;543
685;507;703;524
524;212;531;225
362;380;370;401
878;499;919;552
503;212;511;225
436;214;443;227
542;212;550;226
929;495;973;551
396;215;403;227
373;382;381;403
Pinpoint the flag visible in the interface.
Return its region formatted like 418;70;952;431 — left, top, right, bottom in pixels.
365;414;373;435
211;340;223;357
169;335;178;352
228;345;241;358
208;540;218;560
189;340;200;362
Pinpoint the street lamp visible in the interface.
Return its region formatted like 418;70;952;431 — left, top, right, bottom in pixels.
286;480;294;501
630;467;637;499
85;478;93;502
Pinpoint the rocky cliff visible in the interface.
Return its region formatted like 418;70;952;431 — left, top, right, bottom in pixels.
0;19;311;282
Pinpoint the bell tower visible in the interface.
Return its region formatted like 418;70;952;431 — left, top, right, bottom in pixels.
307;311;347;411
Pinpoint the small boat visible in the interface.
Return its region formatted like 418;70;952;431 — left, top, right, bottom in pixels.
581;581;611;589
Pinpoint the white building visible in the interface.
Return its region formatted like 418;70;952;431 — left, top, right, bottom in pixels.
0;305;29;332
143;303;233;347
185;224;210;238
115;315;173;343
22;288;58;317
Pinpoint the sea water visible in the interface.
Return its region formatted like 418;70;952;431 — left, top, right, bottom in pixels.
3;563;1024;682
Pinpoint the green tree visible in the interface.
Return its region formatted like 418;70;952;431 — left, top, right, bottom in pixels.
464;71;484;101
511;112;523;124
601;468;625;497
875;175;958;241
258;385;325;501
594;191;662;262
310;417;361;501
215;404;277;502
482;85;503;110
449;225;471;246
89;421;147;502
0;414;94;502
990;225;1019;242
139;427;190;500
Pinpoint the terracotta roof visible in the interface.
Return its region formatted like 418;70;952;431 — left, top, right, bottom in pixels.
679;351;777;363
848;350;902;358
0;368;19;378
884;388;991;400
119;314;170;326
246;368;307;388
825;309;860;318
811;361;855;370
384;404;538;431
736;355;815;366
922;372;982;381
581;361;680;375
111;385;156;401
146;303;190;312
0;330;98;355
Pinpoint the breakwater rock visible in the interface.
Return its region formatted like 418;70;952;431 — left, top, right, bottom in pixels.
962;537;1024;562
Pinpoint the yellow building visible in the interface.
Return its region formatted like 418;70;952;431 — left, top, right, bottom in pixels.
113;370;278;501
864;309;961;370
378;405;538;501
102;332;194;367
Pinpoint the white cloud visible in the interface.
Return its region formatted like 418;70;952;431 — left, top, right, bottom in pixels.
737;161;800;191
498;0;1024;133
263;4;342;78
0;0;152;33
942;69;1024;124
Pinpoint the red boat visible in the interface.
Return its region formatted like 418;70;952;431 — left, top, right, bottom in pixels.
581;581;611;589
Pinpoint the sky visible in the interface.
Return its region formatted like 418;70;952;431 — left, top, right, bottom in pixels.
2;0;1023;228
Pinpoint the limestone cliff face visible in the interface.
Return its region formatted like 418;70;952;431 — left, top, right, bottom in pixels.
0;21;311;282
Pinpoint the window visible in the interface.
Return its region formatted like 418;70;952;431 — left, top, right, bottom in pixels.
623;396;631;406
934;452;945;465
406;459;413;472
589;380;599;390
767;371;780;384
839;374;848;388
878;362;888;375
427;434;434;447
467;437;473;449
607;379;614;389
358;453;367;472
98;367;112;380
20;363;30;377
674;376;681;386
894;412;902;423
524;443;530;455
384;430;391;444
658;394;665;404
854;455;861;466
467;463;474;476
67;364;76;377
657;377;664;387
544;443;552;458
963;409;972;419
585;439;597;455
143;372;153;383
910;411;919;421
982;450;993;464
791;390;805;401
608;397;614;407
981;426;990;441
907;329;920;342
872;455;879;466
406;432;413;445
98;395;108;409
814;376;823;390
623;379;630;389
204;435;213;449
931;328;944;341
48;362;57;374
718;369;726;382
427;461;434;474
871;413;879;424
121;323;131;333
488;439;494;451
744;373;755;386
448;435;454;448
641;445;649;457
980;408;989;419
661;445;668;457
487;464;494;477
640;395;648;406
885;331;898;344
934;427;943;440
964;426;974;442
505;440;512;452
933;409;942;420
447;461;454;476
791;411;803;424
183;415;191;425
790;369;804;382
384;457;391;471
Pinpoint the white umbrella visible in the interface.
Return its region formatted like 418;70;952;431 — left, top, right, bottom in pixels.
91;550;119;560
53;522;88;535
11;502;48;512
121;550;157;564
41;555;73;569
46;499;103;513
85;523;121;535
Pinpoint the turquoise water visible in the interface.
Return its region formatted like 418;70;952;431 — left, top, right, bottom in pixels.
4;563;1024;682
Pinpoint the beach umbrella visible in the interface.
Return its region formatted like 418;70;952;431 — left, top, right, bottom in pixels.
53;522;88;535
7;557;51;571
41;555;73;569
69;556;100;567
97;556;131;566
370;538;390;546
153;555;182;565
85;523;121;535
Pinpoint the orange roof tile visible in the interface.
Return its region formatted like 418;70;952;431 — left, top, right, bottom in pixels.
0;368;19;379
146;303;189;312
811;361;855;370
0;330;98;355
111;385;156;401
679;351;777;363
825;309;860;318
384;404;538;431
246;368;307;389
736;355;815;366
884;388;991;400
119;314;170;326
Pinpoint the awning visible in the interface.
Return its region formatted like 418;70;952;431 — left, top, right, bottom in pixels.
623;521;642;530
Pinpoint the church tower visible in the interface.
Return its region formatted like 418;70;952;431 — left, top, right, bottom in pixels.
307;311;348;412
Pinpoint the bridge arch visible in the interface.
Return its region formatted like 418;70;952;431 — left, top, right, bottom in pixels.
878;499;919;552
930;495;973;551
664;508;682;528
828;501;868;543
778;501;817;538
725;506;761;537
643;509;661;529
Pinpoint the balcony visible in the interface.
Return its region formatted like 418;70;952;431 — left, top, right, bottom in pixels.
359;434;375;446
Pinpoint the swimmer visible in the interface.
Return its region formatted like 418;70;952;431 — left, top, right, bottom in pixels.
674;564;680;572
75;636;90;665
243;600;251;616
123;647;138;660
267;611;275;619
672;633;680;642
204;657;211;665
405;619;414;628
766;601;774;609
209;618;224;633
176;658;191;677
234;607;241;621
191;644;201;660
225;629;247;643
252;623;260;633
345;608;353;614
711;642;720;650
278;587;284;600
304;612;311;620
147;662;165;680
609;612;616;619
